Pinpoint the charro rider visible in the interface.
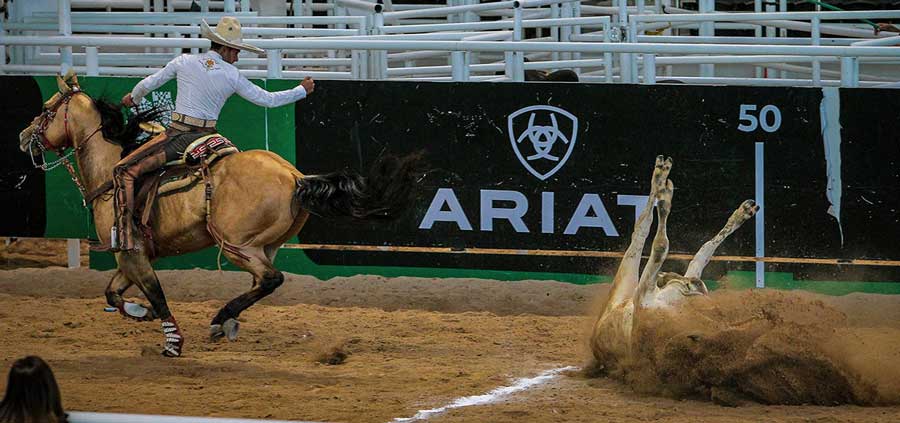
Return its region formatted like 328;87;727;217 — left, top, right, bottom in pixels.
112;16;315;252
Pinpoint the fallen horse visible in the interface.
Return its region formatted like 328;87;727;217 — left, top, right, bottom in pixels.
589;156;900;406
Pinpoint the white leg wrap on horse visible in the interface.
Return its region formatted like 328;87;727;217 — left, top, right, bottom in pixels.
161;320;182;357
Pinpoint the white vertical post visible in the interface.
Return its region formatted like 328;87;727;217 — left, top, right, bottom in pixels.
513;4;523;42
224;0;236;12
172;32;182;56
617;0;629;84
0;18;6;73
779;0;788;39
765;2;775;78
267;49;282;78
351;50;361;79
240;0;250;11
512;3;524;82
153;0;164;53
359;50;369;79
699;0;714;77
642;53;655;84
143;0;151;54
572;0;582;75
779;0;787;79
464;0;478;23
840;57;859;88
603;22;613;83
550;2;560;63
201;0;210;13
10;1;22;65
754;0;762;78
190;24;199;55
4;0;11;67
58;0;73;74
617;0;627;25
66;239;80;269
85;46;99;76
629;20;639;83
755;142;765;288
373;12;386;80
450;51;469;81
811;17;821;86
335;6;347;29
560;1;572;62
446;0;456;24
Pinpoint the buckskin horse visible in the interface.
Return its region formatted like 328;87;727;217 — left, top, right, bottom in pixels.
19;72;423;357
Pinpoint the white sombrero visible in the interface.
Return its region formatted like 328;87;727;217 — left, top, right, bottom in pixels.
200;16;264;55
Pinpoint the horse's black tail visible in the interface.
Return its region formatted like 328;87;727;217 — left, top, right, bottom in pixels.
294;152;426;220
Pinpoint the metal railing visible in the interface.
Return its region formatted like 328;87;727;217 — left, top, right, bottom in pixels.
2;0;900;87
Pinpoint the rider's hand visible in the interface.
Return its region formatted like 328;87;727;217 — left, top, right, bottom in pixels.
300;76;315;95
121;93;135;108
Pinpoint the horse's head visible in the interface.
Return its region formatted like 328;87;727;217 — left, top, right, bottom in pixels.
19;70;83;157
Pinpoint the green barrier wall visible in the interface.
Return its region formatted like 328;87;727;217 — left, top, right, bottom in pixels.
18;76;899;294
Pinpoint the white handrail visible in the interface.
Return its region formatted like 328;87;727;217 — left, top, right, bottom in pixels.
638;9;900;22
23;15;362;25
7;24;362;35
4;36;899;57
379;16;609;34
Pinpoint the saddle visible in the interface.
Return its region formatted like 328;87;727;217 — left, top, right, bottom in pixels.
132;131;239;255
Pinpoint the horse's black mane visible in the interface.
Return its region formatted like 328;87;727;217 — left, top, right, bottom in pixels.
93;98;164;156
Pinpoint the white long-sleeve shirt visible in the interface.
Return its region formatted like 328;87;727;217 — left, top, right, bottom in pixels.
131;51;307;121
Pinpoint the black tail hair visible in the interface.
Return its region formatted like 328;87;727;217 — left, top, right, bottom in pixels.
295;152;426;220
93;98;165;156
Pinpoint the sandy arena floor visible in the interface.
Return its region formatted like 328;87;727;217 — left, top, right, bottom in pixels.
2;240;900;422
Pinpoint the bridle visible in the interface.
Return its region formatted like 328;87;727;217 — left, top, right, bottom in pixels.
25;87;104;207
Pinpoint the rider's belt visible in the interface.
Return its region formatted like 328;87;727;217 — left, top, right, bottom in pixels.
171;112;217;128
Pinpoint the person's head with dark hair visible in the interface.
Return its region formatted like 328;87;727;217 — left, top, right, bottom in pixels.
544;69;579;82
209;42;240;64
0;356;67;423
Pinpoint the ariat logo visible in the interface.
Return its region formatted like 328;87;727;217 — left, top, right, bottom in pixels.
507;105;578;181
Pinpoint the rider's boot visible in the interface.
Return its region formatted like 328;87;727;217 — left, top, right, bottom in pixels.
113;149;167;252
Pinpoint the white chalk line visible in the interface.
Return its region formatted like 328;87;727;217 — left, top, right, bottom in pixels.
391;365;579;422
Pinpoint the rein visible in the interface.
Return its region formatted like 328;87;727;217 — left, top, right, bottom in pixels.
28;88;105;208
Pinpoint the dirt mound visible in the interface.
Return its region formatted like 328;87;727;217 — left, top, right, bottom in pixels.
591;289;900;406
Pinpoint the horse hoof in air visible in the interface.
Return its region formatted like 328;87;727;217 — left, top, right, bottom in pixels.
209;318;240;342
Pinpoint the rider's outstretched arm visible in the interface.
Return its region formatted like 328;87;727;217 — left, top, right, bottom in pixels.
127;55;184;105
230;72;309;108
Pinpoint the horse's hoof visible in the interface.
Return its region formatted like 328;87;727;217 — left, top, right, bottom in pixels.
120;302;155;321
209;324;225;342
222;318;239;342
